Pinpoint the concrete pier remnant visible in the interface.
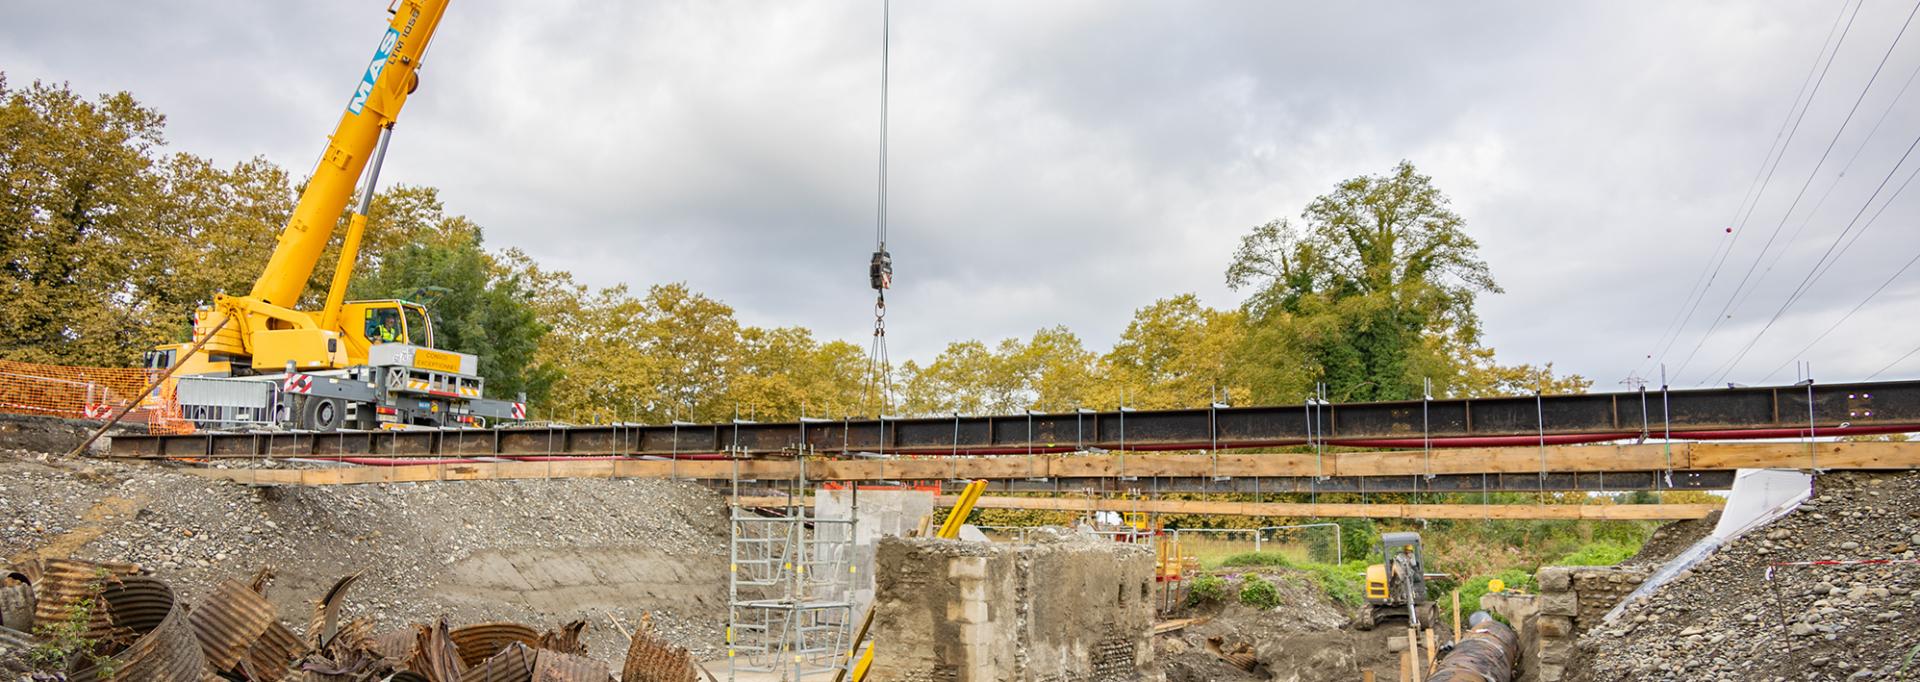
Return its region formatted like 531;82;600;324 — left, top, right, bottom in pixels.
864;532;1157;682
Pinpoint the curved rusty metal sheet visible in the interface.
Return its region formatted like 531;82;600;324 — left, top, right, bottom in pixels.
19;558;139;638
619;629;699;682
189;579;279;670
408;620;466;682
70;575;208;682
368;626;424;666
530;649;610;682
459;641;535;682
308;573;361;649
239;621;306;682
450;622;540;669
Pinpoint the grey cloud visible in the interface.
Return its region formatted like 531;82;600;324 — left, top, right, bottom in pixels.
6;0;1920;390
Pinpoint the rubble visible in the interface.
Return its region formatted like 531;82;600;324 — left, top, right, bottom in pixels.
0;448;728;658
1573;471;1920;681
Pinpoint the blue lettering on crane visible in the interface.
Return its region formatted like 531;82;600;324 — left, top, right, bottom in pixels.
347;28;401;115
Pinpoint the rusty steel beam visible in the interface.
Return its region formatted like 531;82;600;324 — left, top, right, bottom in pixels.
108;378;1920;459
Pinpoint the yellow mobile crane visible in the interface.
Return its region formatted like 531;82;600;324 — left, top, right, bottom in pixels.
147;0;524;431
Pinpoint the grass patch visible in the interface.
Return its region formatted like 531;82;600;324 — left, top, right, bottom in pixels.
1553;541;1638;566
1215;551;1370;607
1187;573;1226;606
1239;575;1281;609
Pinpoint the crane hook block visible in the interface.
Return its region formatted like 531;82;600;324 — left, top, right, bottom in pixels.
869;249;893;291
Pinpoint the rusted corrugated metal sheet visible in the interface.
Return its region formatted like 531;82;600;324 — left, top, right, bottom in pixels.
20;558;139;638
535;620;589;657
459;641;535;682
618;629;698;682
238;621;306;681
70;575;208;682
308;573;361;649
530;649;610;682
189;579;279;669
368;626;422;665
450;622;540;668
409;620;467;682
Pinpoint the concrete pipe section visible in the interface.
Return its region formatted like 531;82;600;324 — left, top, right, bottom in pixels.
1430;611;1521;682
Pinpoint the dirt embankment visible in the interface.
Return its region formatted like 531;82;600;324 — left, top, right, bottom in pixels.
0;440;730;661
1573;471;1920;681
1157;571;1405;682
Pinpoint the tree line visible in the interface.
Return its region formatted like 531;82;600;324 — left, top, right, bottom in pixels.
0;75;1589;424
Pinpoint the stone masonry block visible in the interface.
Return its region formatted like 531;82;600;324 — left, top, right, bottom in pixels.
1537;566;1573;592
1541;590;1578;617
1539;638;1574;664
1538;662;1566;682
1537;615;1574;639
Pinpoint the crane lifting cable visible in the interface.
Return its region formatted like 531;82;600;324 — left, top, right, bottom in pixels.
864;0;896;416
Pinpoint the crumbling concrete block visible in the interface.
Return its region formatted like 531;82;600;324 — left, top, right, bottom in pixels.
866;533;1156;682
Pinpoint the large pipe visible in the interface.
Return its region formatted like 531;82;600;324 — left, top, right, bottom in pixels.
1429;612;1520;682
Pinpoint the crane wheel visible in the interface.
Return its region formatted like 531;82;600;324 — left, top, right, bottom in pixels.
299;396;344;432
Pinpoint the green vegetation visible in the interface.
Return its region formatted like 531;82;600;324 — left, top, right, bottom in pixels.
26;578;116;678
1238;574;1281;609
1187;573;1226;606
1217;551;1370;607
1553;541;1639;566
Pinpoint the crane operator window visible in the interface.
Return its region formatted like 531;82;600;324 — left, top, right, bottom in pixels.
365;309;403;345
402;305;431;347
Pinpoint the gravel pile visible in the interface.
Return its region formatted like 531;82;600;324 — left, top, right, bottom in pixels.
0;446;730;661
1574;471;1920;681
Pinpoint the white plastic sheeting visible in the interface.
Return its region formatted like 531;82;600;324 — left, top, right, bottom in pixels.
1603;468;1813;623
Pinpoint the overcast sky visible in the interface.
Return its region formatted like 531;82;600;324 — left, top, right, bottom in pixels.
8;1;1920;391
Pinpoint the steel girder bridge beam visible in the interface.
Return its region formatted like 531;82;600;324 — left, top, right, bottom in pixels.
110;379;1920;459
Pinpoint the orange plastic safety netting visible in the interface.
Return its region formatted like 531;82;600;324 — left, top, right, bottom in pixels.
0;358;194;434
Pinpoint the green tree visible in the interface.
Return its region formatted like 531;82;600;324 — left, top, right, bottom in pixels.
1228;161;1584;401
1094;294;1246;409
353;226;557;406
0;76;168;364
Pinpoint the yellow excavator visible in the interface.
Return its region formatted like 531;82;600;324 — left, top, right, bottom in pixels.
146;0;524;431
1358;532;1441;630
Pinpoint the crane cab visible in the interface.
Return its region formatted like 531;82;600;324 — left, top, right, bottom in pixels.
338;299;435;364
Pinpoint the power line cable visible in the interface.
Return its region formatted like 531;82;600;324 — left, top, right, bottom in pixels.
1672;0;1874;381
1721;50;1920;320
1708;129;1920;384
1645;0;1861;379
1759;246;1920;382
1867;340;1920;379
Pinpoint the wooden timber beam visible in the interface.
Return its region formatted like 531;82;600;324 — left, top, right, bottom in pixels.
730;495;1725;521
166;441;1920;487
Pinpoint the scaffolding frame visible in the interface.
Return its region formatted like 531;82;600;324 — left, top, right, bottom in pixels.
728;448;859;681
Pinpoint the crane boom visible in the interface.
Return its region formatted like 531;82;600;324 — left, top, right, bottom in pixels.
249;0;449;308
149;1;527;433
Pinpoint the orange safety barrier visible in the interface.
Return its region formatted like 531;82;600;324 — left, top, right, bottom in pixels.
0;358;195;435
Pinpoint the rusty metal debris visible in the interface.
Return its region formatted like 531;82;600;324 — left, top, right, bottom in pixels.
0;556;686;682
190;579;287;670
450;623;539;669
618;624;700;682
1203;636;1260;673
535;620;589;658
